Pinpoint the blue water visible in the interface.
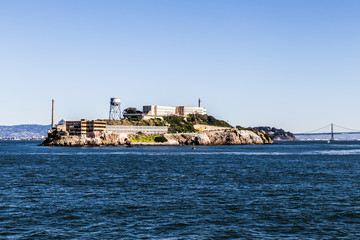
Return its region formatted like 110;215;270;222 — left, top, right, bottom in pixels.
1;141;360;239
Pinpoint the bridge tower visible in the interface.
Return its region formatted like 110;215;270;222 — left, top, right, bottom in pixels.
331;123;334;141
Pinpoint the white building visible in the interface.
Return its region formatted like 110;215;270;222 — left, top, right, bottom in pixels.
142;99;207;117
182;106;207;115
143;105;176;116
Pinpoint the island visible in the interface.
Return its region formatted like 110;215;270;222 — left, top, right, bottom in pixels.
42;114;273;146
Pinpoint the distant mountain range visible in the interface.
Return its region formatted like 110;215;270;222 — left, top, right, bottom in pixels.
0;124;50;139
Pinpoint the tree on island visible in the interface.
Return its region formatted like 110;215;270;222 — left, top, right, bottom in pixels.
123;107;142;114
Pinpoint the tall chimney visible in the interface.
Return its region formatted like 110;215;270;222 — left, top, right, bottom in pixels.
198;98;202;108
51;99;55;128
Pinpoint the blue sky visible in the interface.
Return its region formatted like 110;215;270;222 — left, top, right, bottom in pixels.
1;0;359;132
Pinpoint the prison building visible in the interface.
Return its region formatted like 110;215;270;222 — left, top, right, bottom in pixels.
65;119;107;137
176;106;207;116
143;105;176;117
142;105;207;117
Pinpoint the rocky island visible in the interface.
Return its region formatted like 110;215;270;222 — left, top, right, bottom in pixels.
254;126;297;141
42;114;273;146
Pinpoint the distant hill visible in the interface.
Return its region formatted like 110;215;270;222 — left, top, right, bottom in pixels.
254;126;297;141
0;124;50;139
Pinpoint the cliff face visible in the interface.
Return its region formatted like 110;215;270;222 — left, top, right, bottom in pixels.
254;126;296;141
175;129;271;145
42;129;272;146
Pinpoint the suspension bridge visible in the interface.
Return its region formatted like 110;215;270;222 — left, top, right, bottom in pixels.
294;124;360;140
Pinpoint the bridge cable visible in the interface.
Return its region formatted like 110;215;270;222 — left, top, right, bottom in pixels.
300;124;331;134
333;124;360;132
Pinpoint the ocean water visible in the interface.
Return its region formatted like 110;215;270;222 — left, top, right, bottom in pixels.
1;141;360;239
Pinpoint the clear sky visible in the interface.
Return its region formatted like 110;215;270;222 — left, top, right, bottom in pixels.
1;0;359;132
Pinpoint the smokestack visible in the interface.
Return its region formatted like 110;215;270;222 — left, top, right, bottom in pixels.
51;99;55;128
198;98;202;108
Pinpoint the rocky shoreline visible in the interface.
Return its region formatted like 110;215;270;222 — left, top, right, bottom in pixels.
42;128;273;146
254;126;297;141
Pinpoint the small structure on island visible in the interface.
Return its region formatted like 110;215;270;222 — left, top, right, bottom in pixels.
51;99;55;129
47;99;68;135
47;99;57;135
109;97;122;120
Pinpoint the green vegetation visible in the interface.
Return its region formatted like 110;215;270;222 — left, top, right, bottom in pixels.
236;125;254;131
154;135;168;142
123;107;141;114
163;115;196;133
129;134;168;143
43;130;62;144
236;125;244;130
103;118;166;126
187;114;233;128
104;113;232;134
163;114;232;133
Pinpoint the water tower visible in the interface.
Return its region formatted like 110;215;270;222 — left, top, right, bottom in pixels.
109;97;121;120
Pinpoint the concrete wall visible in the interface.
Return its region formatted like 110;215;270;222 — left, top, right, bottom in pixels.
107;125;168;134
